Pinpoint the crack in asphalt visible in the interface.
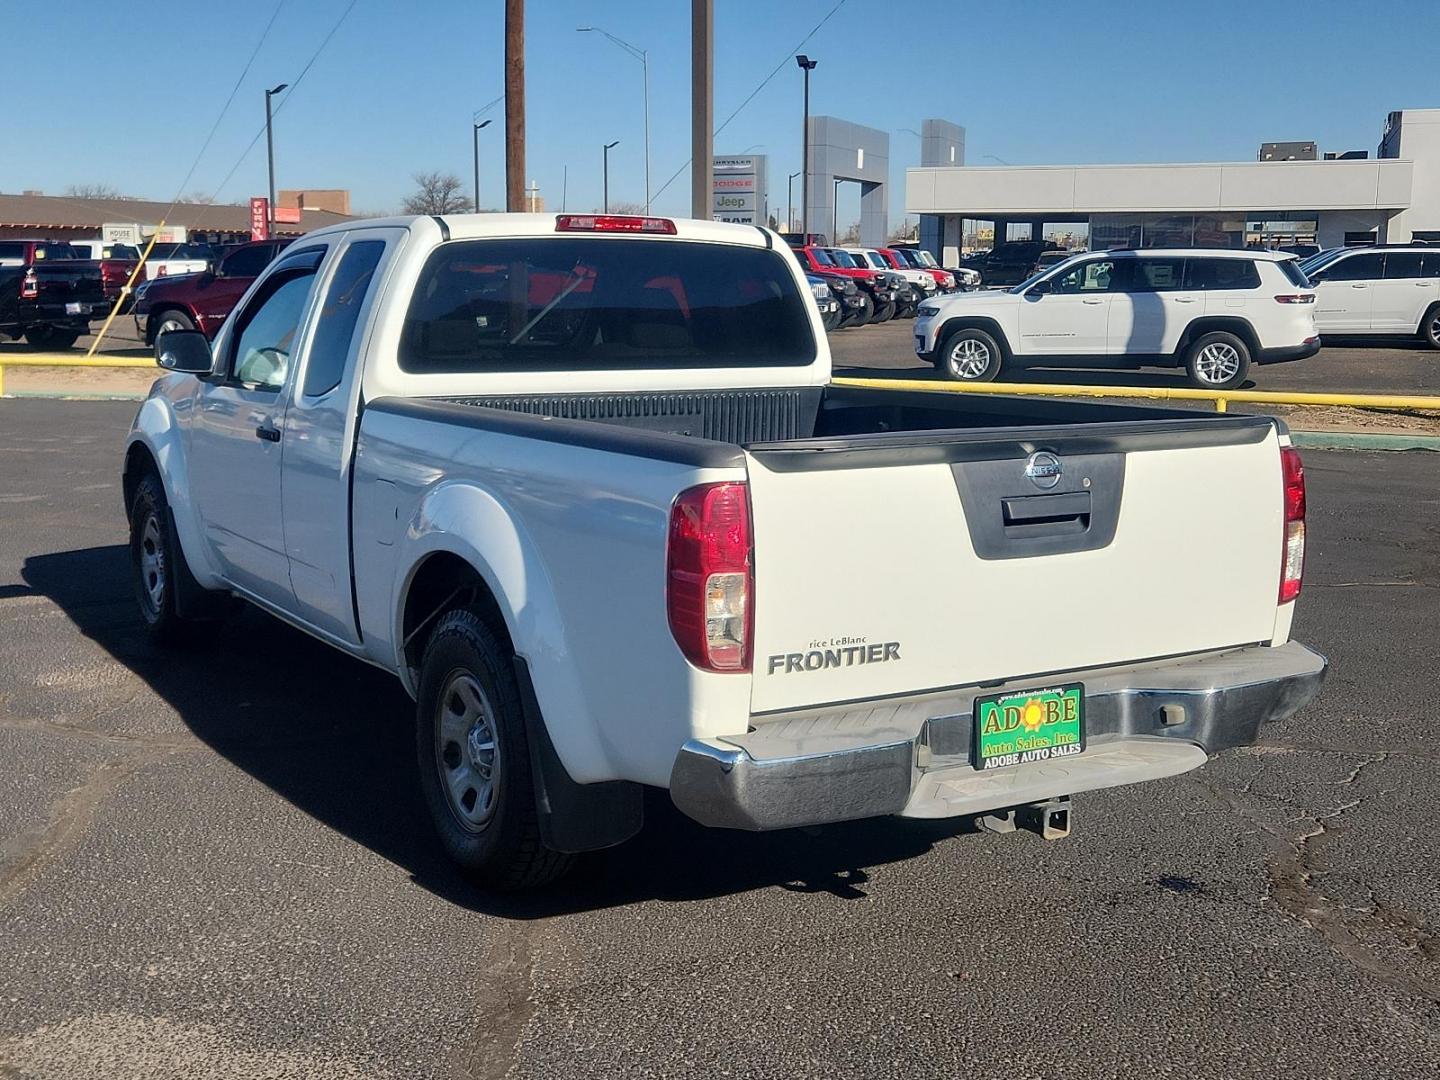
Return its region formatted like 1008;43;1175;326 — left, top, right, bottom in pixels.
1196;749;1440;1014
461;922;539;1080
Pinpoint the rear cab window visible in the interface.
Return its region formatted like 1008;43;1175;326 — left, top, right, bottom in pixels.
400;237;816;374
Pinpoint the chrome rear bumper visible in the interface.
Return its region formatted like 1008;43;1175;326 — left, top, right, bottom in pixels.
669;642;1326;831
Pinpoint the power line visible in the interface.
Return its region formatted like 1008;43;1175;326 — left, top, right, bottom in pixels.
194;0;362;217
649;0;850;206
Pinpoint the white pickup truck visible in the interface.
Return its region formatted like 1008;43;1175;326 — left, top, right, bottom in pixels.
123;213;1326;889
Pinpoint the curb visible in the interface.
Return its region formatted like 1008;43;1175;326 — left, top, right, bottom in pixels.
2;390;148;402
1291;430;1440;452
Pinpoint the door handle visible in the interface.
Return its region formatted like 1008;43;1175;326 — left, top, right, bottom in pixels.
1174;297;1198;303
1082;298;1104;305
1351;283;1368;289
255;424;281;443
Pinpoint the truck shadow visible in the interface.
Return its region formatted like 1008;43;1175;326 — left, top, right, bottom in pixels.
23;545;975;919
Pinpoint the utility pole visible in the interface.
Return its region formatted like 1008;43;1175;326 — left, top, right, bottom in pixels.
505;0;525;211
265;83;288;231
603;141;620;212
472;118;492;212
691;0;713;219
796;56;816;237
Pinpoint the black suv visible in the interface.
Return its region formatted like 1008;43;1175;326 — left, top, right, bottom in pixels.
961;240;1061;287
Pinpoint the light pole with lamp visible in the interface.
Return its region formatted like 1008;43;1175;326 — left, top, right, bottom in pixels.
264;82;288;232
795;55;817;236
786;170;800;233
577;27;650;214
603;140;620;212
472;117;492;212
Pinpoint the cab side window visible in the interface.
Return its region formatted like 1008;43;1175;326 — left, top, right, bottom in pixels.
1129;258;1184;292
302;240;386;398
228;270;319;391
220;244;276;279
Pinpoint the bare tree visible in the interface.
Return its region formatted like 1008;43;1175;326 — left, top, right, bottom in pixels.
64;183;141;201
183;191;217;205
402;172;474;215
598;201;645;215
839;222;861;245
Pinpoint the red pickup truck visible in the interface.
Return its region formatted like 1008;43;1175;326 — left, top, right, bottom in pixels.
132;238;291;349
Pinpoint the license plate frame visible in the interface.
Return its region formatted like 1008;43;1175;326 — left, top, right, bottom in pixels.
971;682;1086;771
65;302;89;316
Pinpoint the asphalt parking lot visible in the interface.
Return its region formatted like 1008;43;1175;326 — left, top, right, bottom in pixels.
1;399;1437;1079
828;315;1440;397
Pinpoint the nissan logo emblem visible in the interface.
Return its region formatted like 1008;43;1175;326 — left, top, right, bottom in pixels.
1024;451;1063;490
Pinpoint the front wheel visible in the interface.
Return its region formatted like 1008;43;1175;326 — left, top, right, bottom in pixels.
1422;304;1440;350
416;609;572;890
870;297;896;324
1184;331;1251;390
938;327;1004;382
843;293;873;328
149;309;196;356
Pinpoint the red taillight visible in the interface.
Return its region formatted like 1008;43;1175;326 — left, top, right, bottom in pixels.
1274;293;1316;304
19;268;37;299
555;214;677;235
1279;447;1306;604
667;482;752;672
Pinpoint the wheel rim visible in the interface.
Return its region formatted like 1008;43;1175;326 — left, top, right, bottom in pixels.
139;513;166;614
1195;341;1241;384
947;338;991;379
158;317;187;336
1429;313;1440;343
434;671;501;833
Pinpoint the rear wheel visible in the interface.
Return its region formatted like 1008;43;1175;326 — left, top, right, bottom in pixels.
1422;304;1440;350
24;326;80;350
938;327;1003;382
1184;331;1251;390
416;608;572;890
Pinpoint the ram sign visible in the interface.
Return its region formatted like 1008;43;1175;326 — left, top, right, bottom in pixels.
712;155;768;226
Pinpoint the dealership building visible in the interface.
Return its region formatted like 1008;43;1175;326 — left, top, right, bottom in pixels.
909;108;1440;264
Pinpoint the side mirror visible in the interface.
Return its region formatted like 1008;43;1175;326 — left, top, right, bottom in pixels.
156;329;214;374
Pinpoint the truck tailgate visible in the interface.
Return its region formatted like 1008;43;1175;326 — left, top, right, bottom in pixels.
745;417;1286;714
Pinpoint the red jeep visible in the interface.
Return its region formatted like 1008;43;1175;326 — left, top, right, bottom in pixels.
132;239;292;349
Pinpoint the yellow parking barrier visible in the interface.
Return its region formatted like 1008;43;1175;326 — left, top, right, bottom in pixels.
0;354;156;398
831;376;1440;414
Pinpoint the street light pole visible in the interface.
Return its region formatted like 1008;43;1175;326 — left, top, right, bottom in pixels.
264;83;288;231
472;118;492;212
577;27;650;214
787;170;800;233
603;140;620;212
795;55;817;237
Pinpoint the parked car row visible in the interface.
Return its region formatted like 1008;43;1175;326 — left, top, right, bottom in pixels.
0;236;295;352
787;235;978;333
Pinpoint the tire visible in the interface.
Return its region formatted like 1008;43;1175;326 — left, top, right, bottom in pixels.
938;326;1004;382
416;608;572;890
1184;330;1251;390
1422;304;1440;350
845;293;873;328
150;308;196;355
24;326;80;350
128;473;191;643
821;306;842;332
870;297;896;324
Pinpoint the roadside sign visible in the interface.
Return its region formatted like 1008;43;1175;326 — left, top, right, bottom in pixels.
250;197;270;241
712;155;768;226
273;206;302;225
101;223;143;245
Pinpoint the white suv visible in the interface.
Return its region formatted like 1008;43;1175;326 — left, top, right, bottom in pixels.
914;249;1319;389
1299;245;1440;348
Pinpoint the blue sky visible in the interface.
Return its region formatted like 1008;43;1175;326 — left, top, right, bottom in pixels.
3;0;1437;228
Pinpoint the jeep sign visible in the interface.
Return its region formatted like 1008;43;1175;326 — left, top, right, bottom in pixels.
711;155;768;226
